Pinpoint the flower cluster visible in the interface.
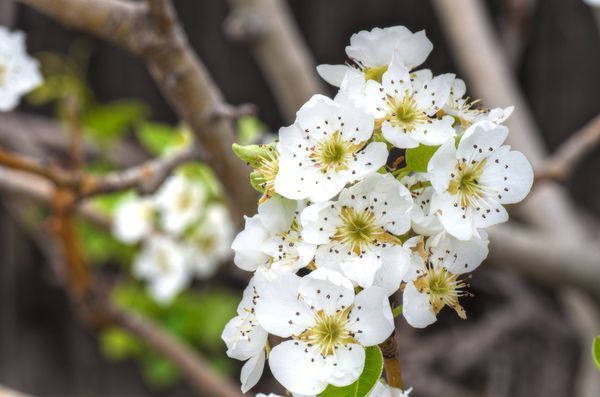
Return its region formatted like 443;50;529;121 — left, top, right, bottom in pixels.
0;26;42;112
112;173;233;304
224;26;533;395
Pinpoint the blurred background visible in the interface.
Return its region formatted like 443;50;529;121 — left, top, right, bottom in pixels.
0;0;599;396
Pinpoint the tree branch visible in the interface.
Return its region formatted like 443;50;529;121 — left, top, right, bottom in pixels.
224;0;326;122
19;0;257;221
536;114;600;183
431;0;594;245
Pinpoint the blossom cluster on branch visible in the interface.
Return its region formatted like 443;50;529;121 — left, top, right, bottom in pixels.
112;173;234;304
223;26;533;396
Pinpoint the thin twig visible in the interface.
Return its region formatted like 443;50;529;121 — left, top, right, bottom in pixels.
535;114;600;183
19;0;258;221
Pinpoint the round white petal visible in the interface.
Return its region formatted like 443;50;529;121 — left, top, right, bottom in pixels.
403;282;437;328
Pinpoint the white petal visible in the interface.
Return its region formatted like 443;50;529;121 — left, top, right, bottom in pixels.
427;138;457;193
301;201;341;244
241;350;265;393
457;121;509;163
480;146;533;204
231;216;269;272
348;287;394;345
327;344;366;387
300;269;355;316
402;282;436;328
375;245;411;295
257;196;297;233
471;198;508;229
393;30;433;69
269;341;328;395
296;94;342;134
348;141;389;181
339;251;382;289
339;99;376;143
381;122;419;149
317;64;350;87
430;191;474;241
427;232;489;275
410;116;455;146
255;273;313;337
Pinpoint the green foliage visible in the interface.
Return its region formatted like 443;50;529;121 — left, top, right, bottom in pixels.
178;162;222;199
232;143;269;168
405;144;439;173
76;219;135;265
392;304;403;318
136;122;191;156
83;100;148;146
100;284;240;388
236;115;266;145
318;346;384;397
593;336;600;371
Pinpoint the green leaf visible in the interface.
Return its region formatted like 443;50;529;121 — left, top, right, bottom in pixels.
76;219;135;264
405;144;439;173
142;355;180;389
237;115;265;145
392;304;403;318
593;336;600;370
319;346;383;397
83;100;148;145
136;122;190;156
100;327;142;361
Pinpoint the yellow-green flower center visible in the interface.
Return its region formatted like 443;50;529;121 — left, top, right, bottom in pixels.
255;148;279;203
414;266;467;319
447;159;487;208
299;308;356;356
333;207;400;255
363;65;388;83
385;93;428;132
311;131;360;173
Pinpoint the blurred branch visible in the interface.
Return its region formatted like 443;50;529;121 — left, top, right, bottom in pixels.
431;0;594;245
0;385;35;397
18;0;257;221
224;0;326;122
536;114;600;183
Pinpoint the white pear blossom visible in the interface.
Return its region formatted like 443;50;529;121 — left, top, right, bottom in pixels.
428;121;534;240
185;204;233;278
155;174;205;235
402;232;489;328
401;174;443;237
359;54;455;148
370;381;412;397
274;94;388;203
317;26;433;87
255;269;394;395
301;173;413;295
133;235;190;304
222;277;268;393
112;196;156;244
444;78;513;128
232;196;316;278
0;27;42;112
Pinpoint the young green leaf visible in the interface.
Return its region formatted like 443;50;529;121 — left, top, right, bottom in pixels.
593;336;600;370
318;346;384;397
84;100;148;145
405;144;439;173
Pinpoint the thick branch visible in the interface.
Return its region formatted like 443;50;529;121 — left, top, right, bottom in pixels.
536;114;600;182
19;0;257;221
431;0;593;244
225;0;326;122
108;302;246;397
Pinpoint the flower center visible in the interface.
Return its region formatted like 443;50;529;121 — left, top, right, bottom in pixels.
333;207;400;255
255;148;279;203
177;189;195;212
311;131;358;173
414;266;468;319
363;64;388;83
447;159;487;208
299;308;355;356
386;93;428;132
0;63;6;85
